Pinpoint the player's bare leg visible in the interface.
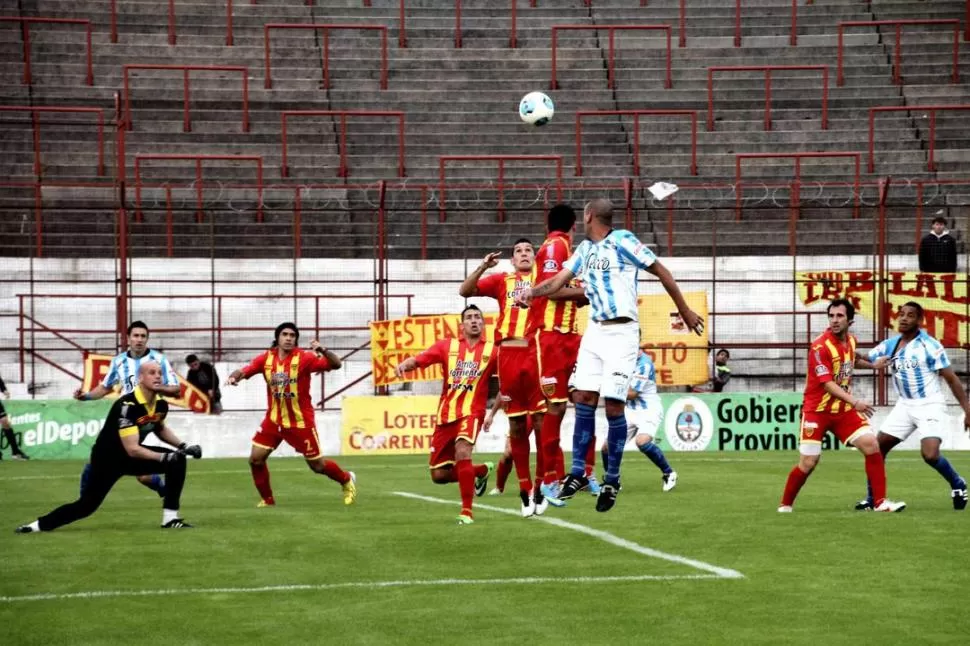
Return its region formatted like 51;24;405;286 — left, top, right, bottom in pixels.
857;433;901;510
508;415;535;517
249;445;276;506
307;455;357;505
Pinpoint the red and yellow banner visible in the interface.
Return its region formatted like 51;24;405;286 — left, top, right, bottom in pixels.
798;271;970;345
341;395;439;455
369;290;709;387
82;353;211;413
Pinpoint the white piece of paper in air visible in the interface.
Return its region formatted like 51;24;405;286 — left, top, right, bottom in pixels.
648;181;679;201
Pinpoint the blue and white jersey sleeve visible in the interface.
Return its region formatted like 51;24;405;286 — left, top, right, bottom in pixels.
889;331;950;401
867;336;897;364
615;230;657;270
101;355;122;389
563;240;590;276
152;351;179;386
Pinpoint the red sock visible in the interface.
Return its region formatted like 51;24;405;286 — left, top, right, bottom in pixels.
781;465;810;506
250;462;274;502
320;459;350;484
473;463;488;478
456;458;475;516
865;452;887;506
554;447;565;480
496;455;513;491
540;412;564;484
584;438;596;477
534;426;545;491
510;433;532;492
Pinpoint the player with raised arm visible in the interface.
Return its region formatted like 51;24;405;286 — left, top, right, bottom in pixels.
74;321;179;497
779;299;905;513
518;198;703;512
856;302;969;511
602;349;677;492
227;322;356;507
16;361;201;533
459;239;547;517
396;305;497;525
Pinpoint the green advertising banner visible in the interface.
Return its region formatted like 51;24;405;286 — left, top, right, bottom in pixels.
2;399;112;460
654;392;844;452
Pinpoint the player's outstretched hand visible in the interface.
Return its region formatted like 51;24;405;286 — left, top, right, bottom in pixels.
481;251;502;269
962;408;970;434
681;309;705;336
73;388;85;400
871;356;890;370
853;398;875;417
180;444;202;459
483;411;495;432
226;370;242;386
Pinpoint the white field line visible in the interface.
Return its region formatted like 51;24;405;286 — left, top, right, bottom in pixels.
393;491;744;580
0;573;724;604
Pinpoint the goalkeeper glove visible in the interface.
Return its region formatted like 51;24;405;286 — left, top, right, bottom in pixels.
161;451;184;463
178;443;203;459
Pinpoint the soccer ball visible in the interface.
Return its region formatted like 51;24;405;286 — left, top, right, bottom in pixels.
519;91;554;126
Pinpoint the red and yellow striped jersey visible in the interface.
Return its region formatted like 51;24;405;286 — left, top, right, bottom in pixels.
476;268;536;343
240;348;332;429
803;329;857;414
528;231;579;335
414;337;496;424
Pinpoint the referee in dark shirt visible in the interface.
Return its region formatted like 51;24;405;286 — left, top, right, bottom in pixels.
15;362;202;533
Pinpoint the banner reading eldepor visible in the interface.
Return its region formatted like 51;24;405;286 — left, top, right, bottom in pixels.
2;399;112;460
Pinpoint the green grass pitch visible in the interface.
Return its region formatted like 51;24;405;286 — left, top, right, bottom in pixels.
2;452;968;645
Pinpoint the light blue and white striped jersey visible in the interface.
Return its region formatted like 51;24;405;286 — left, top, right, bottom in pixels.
563;229;656;322
868;330;950;401
627;351;660;411
101;349;177;395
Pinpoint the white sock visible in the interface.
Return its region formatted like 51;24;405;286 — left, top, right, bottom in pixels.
162;508;180;524
28;520;40;531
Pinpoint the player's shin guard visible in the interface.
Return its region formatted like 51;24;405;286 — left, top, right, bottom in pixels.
509;432;532;493
456;458;475;517
864;452;887;506
604;414;627;485
925;454;964;489
496;455;513;491
250;462;274;502
320;459;350;484
540;412;564;484
570;402;596;477
781;466;810;507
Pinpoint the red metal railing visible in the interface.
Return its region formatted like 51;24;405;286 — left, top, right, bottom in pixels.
707;65;829;132
133;154;264;222
837;19;961;86
264;23;389;89
868;105;970;173
551;25;672;90
438;155;564;222
733;0;800;46
0;17;93;86
575;110;697;176
123;65;250;133
109;0;176;44
0;106;105;179
735;152;861;220
280;110;406;178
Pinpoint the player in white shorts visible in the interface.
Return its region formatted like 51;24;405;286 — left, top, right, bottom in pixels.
518;198;702;512
600;350;677;492
857;302;969;510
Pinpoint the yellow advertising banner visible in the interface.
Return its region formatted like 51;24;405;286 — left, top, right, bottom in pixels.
573;290;710;386
341;395;440;455
82;352;211;413
797;271;970;345
369;291;710;387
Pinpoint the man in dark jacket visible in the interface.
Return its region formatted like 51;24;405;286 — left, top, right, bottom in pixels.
185;354;222;414
919;216;957;273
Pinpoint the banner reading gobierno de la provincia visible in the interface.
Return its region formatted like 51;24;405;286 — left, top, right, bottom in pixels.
654;392;845;452
2;399;112;460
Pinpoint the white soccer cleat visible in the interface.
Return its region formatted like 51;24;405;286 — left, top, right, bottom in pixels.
487;487;502;496
662;471;678;492
777;505;793;513
519;491;536;518
534;493;549;516
874;499;907;513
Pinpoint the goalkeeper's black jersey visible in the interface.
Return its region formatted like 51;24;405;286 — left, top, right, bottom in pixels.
92;388;169;460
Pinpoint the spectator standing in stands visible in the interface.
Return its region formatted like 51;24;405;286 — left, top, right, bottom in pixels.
919;216;957;273
0;373;30;460
712;349;732;393
186;354;222;414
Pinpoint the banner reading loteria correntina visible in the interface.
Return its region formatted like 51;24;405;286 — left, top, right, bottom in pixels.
81;352;211;413
369;291;709;388
797;270;970;345
1;399;112;460
341;395;441;456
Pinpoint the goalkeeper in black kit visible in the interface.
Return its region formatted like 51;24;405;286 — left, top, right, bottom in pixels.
15;361;202;533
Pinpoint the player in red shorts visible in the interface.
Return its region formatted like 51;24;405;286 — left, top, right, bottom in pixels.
779;299;905;513
460;239;547;517
227;322;357;507
395;305;497;525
